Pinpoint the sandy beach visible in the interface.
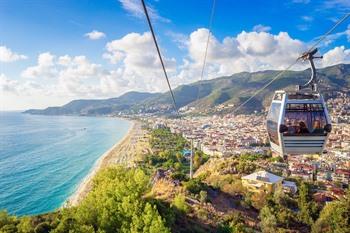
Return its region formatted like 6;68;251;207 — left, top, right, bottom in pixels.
66;119;147;206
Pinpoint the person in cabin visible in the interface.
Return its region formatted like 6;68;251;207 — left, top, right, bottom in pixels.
286;119;296;134
312;120;324;134
297;121;309;134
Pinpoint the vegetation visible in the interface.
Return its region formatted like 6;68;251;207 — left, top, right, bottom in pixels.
297;182;319;226
183;178;208;195
312;190;350;233
0;167;170;233
1;127;349;233
171;195;189;214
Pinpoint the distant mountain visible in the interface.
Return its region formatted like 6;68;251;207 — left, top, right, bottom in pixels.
24;64;350;115
143;63;350;113
24;91;161;115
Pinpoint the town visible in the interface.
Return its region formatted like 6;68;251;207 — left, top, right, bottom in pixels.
137;92;350;204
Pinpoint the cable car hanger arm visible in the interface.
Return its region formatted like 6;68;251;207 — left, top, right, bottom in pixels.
297;48;323;92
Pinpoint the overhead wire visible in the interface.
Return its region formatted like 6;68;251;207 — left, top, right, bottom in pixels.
232;61;298;114
196;0;217;103
307;12;350;53
232;12;350;114
141;0;179;115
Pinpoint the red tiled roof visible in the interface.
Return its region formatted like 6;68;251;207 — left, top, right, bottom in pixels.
335;169;350;176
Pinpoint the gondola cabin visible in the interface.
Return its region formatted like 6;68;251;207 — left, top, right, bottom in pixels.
267;90;332;156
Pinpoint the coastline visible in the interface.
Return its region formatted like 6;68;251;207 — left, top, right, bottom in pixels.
66;119;141;207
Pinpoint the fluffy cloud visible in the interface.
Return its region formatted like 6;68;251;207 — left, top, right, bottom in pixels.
177;28;350;87
94;28;342;92
0;73;18;93
321;46;350;67
0;73;44;96
22;52;57;78
0;46;27;62
184;28;306;78
84;30;106;40
20;52;104;97
5;28;350;110
103;32;176;93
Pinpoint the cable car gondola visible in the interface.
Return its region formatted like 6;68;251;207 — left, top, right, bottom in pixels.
266;48;332;156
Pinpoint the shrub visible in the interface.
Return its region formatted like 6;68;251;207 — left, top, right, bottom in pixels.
184;178;207;194
34;222;51;233
199;191;208;203
172;195;189;213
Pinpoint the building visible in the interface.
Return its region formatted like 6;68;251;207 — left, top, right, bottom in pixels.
332;169;350;184
242;170;298;194
242;170;284;193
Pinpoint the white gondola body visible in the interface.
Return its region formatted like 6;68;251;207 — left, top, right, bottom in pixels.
267;90;331;156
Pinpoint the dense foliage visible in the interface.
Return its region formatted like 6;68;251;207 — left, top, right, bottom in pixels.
0;167;170;233
312;190;350;233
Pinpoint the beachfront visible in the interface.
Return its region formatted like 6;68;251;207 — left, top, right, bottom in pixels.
67;120;148;206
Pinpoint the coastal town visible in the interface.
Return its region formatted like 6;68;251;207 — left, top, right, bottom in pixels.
136;92;350;204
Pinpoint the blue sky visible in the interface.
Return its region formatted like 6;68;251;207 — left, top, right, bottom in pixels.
0;0;349;110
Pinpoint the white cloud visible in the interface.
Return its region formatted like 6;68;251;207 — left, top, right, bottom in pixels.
5;28;350;110
346;24;350;41
180;28;350;87
0;73;45;96
321;46;350;67
57;55;102;96
103;31;176;93
84;30;106;40
173;29;309;86
0;46;27;62
252;24;271;32
237;31;278;56
0;73;18;93
166;31;188;50
118;0;170;22
310;24;350;47
20;52;104;98
22;52;57;78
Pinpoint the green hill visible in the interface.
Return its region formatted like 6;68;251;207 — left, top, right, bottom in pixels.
24;91;161;115
143;63;350;113
25;64;350;115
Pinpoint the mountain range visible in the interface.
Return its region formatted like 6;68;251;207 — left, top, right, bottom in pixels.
24;63;350;115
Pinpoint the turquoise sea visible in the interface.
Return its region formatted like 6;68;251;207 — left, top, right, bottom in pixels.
0;112;131;216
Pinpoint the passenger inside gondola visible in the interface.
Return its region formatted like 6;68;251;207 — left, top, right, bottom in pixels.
283;103;327;135
297;121;309;134
312;120;324;134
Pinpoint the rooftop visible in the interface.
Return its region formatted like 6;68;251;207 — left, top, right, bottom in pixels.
242;170;283;184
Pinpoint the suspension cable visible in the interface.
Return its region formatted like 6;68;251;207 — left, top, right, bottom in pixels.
233;61;298;113
307;13;350;53
232;12;350;114
141;0;179;115
196;0;217;103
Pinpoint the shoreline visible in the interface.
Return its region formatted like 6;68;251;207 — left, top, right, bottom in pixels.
66;119;139;207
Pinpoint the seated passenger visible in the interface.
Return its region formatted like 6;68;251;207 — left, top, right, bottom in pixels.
312;120;324;134
297;121;309;134
287;122;296;134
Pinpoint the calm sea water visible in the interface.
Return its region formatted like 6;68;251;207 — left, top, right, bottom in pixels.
0;112;131;216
